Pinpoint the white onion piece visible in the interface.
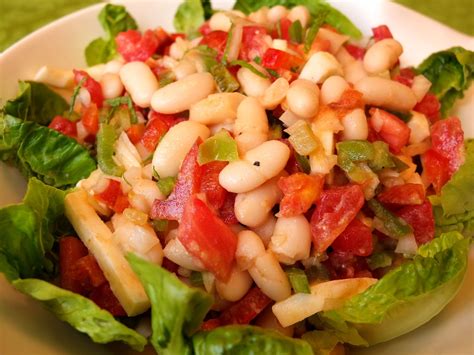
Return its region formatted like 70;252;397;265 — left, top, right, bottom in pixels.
395;234;418;255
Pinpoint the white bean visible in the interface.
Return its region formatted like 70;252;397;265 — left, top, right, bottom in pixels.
151;72;215;114
209;12;232;32
343;60;368;84
267;5;288;23
269;215;311;265
286;79;320;119
355;76;417;112
363;39;403;74
104;60;124;74
288;5;311;28
219;140;290;193
235;176;282;228
252;215;277;248
260;77;290;110
341;108;369;141
215;266;253;302
152;121;210;178
163;238;205;271
237;65;271;97
100;73;124;99
132;179;165;213
316;28;349;54
190;93;246;125
235;230;266;270
120;62;158;108
173;59;197;80
299;52;343;84
320;76;349;105
234;97;269;153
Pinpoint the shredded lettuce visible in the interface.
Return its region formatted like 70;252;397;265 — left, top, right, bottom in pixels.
417;47;474;117
174;0;212;38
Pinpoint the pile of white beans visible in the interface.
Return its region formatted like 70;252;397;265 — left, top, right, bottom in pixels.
36;4;434;333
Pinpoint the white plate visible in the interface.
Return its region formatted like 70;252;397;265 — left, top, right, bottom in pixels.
0;1;473;354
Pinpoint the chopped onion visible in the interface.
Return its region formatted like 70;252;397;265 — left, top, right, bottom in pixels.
411;74;432;102
114;132;142;170
225;24;243;62
395;233;418;255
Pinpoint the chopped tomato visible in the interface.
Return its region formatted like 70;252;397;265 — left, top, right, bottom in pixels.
430;117;465;176
272;18;292;41
59;236;88;292
368;108;411;153
344;43;366;59
393;67;415;87
154;27;174;54
324;251;372;279
219;287;272;325
262;48;304;71
372;25;393;41
331;218;373;257
422;149;450;194
199;30;228;60
151;140;202;221
95;179;129;213
178;195;237;281
201;161;228;211
140;112;178;152
219;192;239;225
81;102;100;135
278;173;324;217
201;318;222;331
126;123;146;144
73;69;104;108
240;26;269;62
72;255;107;291
199;22;212;36
414;93;441;123
329;88;365;115
48;116;77;138
310;185;365;253
377;183;425;206
89;283;127;316
396;200;435;245
115;29;159;62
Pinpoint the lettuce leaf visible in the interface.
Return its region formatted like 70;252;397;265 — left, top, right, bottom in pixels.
0;178;65;281
12;278;147;351
85;4;138;66
417;47;474;117
127;253;213;355
0;114;95;188
3;81;68;125
233;0;361;39
192;325;313;355
174;0;212;39
320;232;469;345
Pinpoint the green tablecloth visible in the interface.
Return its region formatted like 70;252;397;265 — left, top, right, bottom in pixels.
1;0;473;52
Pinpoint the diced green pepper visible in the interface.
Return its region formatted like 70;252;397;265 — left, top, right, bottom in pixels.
190;271;204;287
229;60;267;78
295;153;311;174
337;140;375;183
368;199;413;239
286;267;311;294
289;20;303;43
366;251;393;270
286;121;320;155
157;176;177;197
392;156;410;172
368;141;395;171
198;130;239;165
96;123;124;176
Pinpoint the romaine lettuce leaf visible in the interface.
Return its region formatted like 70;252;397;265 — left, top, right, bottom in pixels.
85;4;138;66
0;178;65;281
192;325;313;355
417;47;474;117
127;253;213;355
319;232;469;345
13;278;147;351
233;0;362;38
0;114;95;188
174;0;213;39
3;81;68;125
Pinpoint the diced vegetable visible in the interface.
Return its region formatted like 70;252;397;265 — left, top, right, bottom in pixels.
377;183;425;206
218;287;272;325
96;123;124;176
286;120;320;156
73;69;104;108
278;173;324;217
396;200;435;245
115;29;159;62
368;199;412;239
331;218;373;257
48;116;77;138
286;267;311;294
197;130;239;165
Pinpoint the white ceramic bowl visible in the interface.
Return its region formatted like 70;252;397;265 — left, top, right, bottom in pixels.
0;1;473;354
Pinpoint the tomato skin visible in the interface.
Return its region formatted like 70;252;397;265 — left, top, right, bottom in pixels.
344;43;366;59
372;25;393;41
199;30;228;60
201;161;228;211
396;200;435;245
73;70;104;108
310;185;365;253
48;116;77;138
115;29;159;62
278;173;324;217
368;108;411;153
377;183;425;206
414;93;441;123
331;218;373;257
81;102;100;135
59;237;88;292
240;26;269;61
430;117;464;176
199;22;212;36
151;140;202;221
422;149;450;194
262;48;304;71
95;179;129;213
126;123;146;144
178;195;237;281
219;287;272;325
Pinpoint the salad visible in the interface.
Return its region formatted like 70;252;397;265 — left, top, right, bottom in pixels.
1;0;473;354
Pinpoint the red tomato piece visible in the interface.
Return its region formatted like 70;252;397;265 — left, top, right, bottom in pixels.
73;70;104;108
262;48;304;71
162;257;179;274
396;200;435;245
344;43;366;60
126;123;146;144
201;318;222;331
115;29;159;62
372;25;393;41
414;93;441;123
278;173;324;217
377;183;425;206
113;194;130;214
48;116;77;138
272;17;292;41
310;185;365;253
178;195;237;281
154;27;174;54
331;219;373;257
59;237;88;292
81;102;100;135
219;192;239;225
219;287;272;325
150;140;202;221
422;149;451;194
368;108;411;153
199;22;212;36
140;112;176;152
324;251;372;279
200;161;228;211
199;30;228;60
72;255;107;291
329;88;365;112
240;26;269;61
393;67;416;87
89;283;127;316
95;179;129;213
430;117;465;176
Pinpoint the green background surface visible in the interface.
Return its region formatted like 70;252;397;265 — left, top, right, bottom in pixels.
1;0;473;52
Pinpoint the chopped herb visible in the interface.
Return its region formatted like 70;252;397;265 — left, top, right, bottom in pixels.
289;20;303;43
229;60;267;78
304;10;329;53
254;56;262;65
267;68;280;78
157;176;177;197
105;96;138;124
68;77;86;116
